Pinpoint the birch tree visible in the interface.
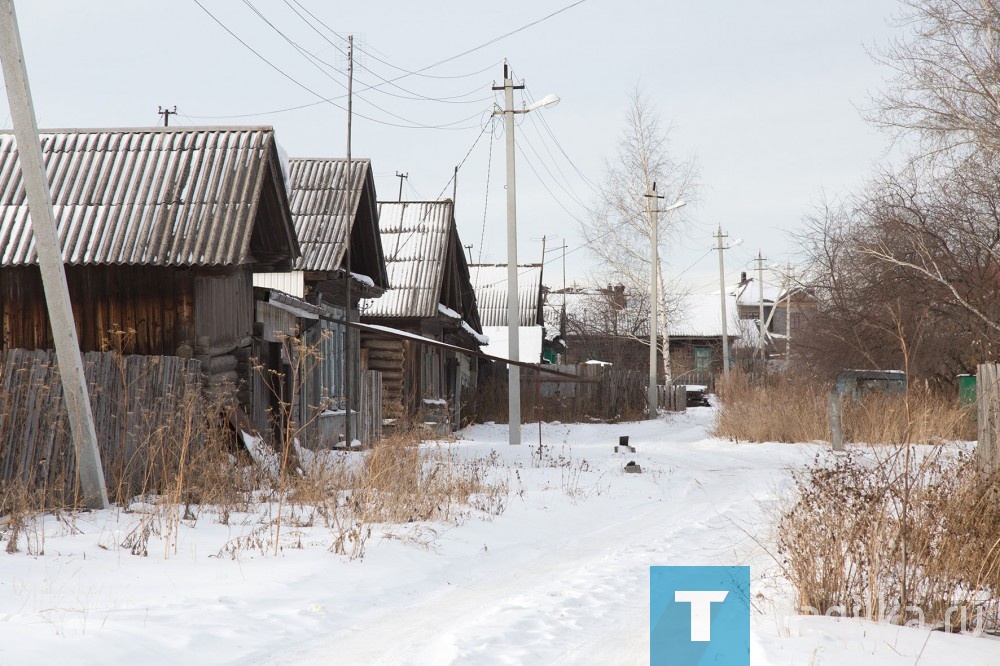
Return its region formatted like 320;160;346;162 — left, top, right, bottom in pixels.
580;90;698;382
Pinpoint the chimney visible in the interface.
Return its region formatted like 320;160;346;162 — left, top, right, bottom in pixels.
740;271;748;285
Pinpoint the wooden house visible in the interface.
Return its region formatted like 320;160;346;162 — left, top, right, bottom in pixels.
0;126;300;434
254;158;388;446
553;287;736;389
359;200;485;430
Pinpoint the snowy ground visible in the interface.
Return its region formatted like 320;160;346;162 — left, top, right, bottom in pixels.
1;407;997;665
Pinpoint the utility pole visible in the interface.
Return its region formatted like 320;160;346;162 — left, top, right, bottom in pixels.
395;171;408;202
343;35;355;446
0;0;109;509
645;183;664;419
158;105;177;127
785;263;794;359
715;227;732;378
491;62;559;444
755;250;767;360
494;61;525;445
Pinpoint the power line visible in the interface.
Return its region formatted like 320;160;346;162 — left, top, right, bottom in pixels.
191;0;486;130
281;0;496;105
186;0;588;121
241;0;487;129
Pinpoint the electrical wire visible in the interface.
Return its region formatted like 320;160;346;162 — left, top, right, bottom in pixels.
241;0;487;129
191;0;486;130
282;0;496;105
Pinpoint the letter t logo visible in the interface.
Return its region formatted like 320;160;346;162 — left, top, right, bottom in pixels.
674;590;729;641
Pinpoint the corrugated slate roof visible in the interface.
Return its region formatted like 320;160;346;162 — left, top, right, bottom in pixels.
469;263;543;327
362;201;451;318
287;158;369;271
0;126;294;267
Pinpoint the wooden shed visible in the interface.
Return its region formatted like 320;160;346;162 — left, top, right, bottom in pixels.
0;126;300;432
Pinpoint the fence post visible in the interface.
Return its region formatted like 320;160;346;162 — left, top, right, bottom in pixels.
829;390;844;452
977;364;999;473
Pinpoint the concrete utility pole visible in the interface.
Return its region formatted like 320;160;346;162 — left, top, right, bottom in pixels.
495;61;525;445
755;250;767;360
492;62;559;444
714;227;732;378
344;35;355;446
785;263;794;359
157;106;177;127
645;183;664;419
0;0;109;509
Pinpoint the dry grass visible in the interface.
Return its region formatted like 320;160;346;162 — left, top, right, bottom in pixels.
0;336;509;561
778;448;1000;633
714;370;975;444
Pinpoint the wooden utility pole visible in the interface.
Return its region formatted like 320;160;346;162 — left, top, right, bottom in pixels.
395;171;408;201
0;0;109;509
158;105;177;127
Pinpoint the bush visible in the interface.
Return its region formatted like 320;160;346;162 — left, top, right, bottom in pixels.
714;370;975;444
778;448;1000;633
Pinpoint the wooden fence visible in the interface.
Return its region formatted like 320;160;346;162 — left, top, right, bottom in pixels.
0;349;203;500
977;363;1000;473
658;384;687;412
359;370;382;446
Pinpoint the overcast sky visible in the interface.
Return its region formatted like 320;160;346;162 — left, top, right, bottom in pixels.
1;0;903;293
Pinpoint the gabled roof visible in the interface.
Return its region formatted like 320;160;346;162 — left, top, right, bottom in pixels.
468;263;543;327
361;200;481;332
287;158;387;287
0;126;299;269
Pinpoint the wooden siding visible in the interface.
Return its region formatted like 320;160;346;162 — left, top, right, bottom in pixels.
1;265;196;354
362;335;406;421
194;268;254;348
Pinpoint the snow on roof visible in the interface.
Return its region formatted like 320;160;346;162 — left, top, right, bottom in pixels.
670;293;739;338
468;263;543;327
479;325;543;363
735;278;782;306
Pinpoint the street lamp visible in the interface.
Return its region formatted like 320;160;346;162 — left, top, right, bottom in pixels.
647;194;686;419
493;61;558;445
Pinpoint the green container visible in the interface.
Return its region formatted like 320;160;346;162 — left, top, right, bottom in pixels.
958;374;977;407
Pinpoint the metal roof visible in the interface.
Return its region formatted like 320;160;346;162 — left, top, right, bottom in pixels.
361;201;452;319
0;126;296;267
468;263;543;327
287;158;370;271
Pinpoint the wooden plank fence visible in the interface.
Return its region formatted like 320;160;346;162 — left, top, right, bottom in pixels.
0;349;203;501
359;370;382;446
658;384;687;412
977;363;1000;473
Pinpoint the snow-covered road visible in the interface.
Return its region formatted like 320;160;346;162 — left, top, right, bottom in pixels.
2;408;997;665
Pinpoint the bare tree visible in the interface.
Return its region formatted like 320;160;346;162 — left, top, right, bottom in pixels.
581;89;699;381
794;154;1000;384
872;0;1000;155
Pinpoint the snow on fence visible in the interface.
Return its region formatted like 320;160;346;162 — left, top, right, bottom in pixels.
977;363;1000;473
0;349;203;500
